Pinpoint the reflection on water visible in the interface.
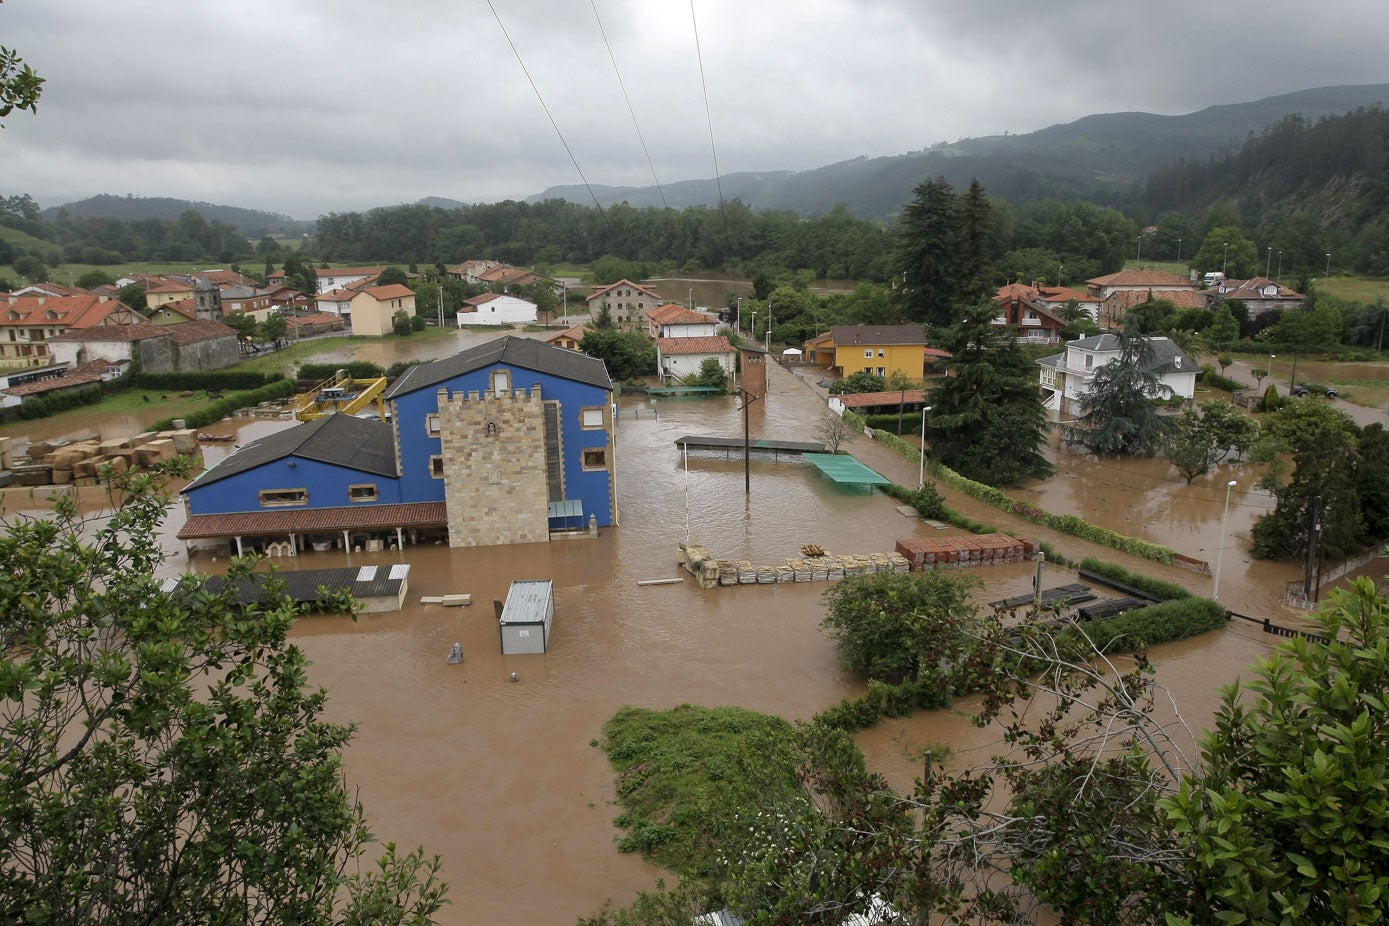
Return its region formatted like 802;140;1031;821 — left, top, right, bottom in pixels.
13;338;1339;924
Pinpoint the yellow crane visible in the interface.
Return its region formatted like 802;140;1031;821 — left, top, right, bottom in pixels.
293;369;389;422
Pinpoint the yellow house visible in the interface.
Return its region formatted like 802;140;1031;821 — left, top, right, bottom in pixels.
807;325;929;380
349;284;416;337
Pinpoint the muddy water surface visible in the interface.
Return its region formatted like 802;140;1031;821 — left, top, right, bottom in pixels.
16;340;1347;923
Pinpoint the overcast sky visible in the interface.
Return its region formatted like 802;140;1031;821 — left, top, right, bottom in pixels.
2;0;1387;219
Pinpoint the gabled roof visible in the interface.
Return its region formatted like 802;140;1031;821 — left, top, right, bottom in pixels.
829;325;927;346
1065;335;1195;374
461;292;535;308
166;320;237;344
544;324;588;344
586;279;661;303
648;304;711;326
384;335;612;399
657;336;734;355
51;320;235;344
356;284;415;301
184;414;398;492
1;294;123;328
317;266;385;278
1087;269;1194;288
1103;289;1208;311
836;389;927;408
1219;276;1302;299
152;297;198;320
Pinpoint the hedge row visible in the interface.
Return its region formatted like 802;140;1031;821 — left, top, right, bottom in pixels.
1199;366;1245;393
298;361;385;381
130;371;282;391
152;378;298;430
18;385;103;420
841;409;867;433
860;412;927;433
815;678;951;732
1064;597;1227;651
873;435;1002;534
1077;557;1192;601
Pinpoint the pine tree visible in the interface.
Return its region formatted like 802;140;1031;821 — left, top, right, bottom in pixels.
1063;320;1175;455
896;177;962;327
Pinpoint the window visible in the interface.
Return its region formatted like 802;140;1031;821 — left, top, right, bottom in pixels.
491;370;510;396
259;488;308;508
581;407;604;429
426;413;441;435
583;448;607;470
876;367;886;377
1085;355;1093;368
864;349;873;359
430;455;445;478
348;484;378;502
877;348;885;357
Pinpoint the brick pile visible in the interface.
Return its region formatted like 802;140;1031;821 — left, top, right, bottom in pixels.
895;533;1038;570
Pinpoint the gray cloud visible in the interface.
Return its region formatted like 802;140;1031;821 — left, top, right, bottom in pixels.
1;0;1385;218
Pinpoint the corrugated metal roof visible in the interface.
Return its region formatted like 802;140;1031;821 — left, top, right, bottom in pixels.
183;414;397;491
801;453;891;486
500;579;553;625
177;565;409;608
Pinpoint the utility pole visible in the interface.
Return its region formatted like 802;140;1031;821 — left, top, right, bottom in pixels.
1033;551;1046;610
740;387;761;495
1304;495;1322;601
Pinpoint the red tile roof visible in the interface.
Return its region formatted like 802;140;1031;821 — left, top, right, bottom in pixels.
586;279;662;303
648;304;711;326
1103;289;1208;311
178;502;448;540
2;294;126;329
544;325;588;345
837;389;927;408
657;336;734;355
1087;269;1194;288
358;284;415;301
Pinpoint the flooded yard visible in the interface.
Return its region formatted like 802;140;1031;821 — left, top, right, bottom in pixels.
4;335;1363;923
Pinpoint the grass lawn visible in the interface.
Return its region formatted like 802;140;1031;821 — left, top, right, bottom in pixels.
1322;276;1389;304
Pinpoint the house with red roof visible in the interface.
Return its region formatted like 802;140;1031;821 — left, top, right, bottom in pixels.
348;284;416;337
656;336;735;384
1099;288;1210;328
1209;277;1305;318
645;303;719;339
1086;269;1196;301
543;324;588;351
586;279;662;328
992;284;1068;344
0;294;145;369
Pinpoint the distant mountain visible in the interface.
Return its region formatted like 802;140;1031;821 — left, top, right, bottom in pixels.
416;196;472;210
528;84;1389;220
41;194;314;237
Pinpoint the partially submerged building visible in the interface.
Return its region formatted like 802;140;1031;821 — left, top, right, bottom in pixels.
178;336;617;553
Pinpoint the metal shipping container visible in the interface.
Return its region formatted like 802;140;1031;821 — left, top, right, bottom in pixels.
498;579;555;655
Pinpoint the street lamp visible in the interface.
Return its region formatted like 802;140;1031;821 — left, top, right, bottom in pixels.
1325;252;1332;279
1222;242;1229;275
918;406;932;490
1268;353;1275;379
1212;480;1238;601
1177;237;1182;264
1265;246;1273;279
1136;235;1142;265
688;287;693;311
1276;250;1283;284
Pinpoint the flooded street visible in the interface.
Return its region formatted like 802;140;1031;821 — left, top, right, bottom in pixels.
6;334;1362;924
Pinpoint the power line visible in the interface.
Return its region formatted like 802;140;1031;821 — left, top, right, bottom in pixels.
591;0;668;209
486;0;611;231
688;0;730;241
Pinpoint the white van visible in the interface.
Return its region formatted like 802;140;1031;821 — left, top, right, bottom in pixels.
1203;271;1225;287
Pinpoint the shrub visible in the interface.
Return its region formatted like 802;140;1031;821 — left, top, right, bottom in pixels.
130;371;281;392
1077;557;1192;601
1199;365;1245;393
298;361;385;382
151;379;297;430
1070;598;1226;652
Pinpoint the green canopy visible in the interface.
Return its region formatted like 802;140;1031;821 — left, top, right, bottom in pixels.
801;453;891;486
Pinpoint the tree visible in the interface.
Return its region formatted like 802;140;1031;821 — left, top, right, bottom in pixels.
814;414;852;453
391;309;414;337
1064;322;1176;456
11;253;46;282
260;313;288;345
1251;398;1362;562
1163;579;1389;923
684;357;728;392
377;266;409;287
0;469;448;922
118;282;148;312
926;300;1052;485
579;329;656;381
820;570;980;684
828;370;886;395
1206;306;1240;347
896;176;962;326
223;310;258;341
0;41;44;124
1192;226;1257;278
1164;400;1259;484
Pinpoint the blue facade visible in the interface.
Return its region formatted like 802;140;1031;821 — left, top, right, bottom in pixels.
390;361;615;526
185;456;403;516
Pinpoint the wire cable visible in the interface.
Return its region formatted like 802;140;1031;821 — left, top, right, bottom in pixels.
591;0;668;209
688;0;730;241
486;0;611;231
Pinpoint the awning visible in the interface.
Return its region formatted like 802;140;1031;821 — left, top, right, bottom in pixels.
801;453;891;487
781;347;803;355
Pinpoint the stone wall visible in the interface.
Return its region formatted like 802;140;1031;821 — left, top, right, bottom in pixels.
437;386;550;547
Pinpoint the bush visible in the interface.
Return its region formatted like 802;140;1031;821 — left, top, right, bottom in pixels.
151;379;297;430
1038;542;1072;568
298;361;385;382
1070;598;1227;652
18;385;103;420
1199;365;1245;393
881;482;945;520
1261;384;1282;412
130;371;281;392
1077;558;1192;601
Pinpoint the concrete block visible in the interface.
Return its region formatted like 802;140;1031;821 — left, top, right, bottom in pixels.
169;429;198;454
135;439;177;467
98;437;133;454
72;457;108;479
50;467;73;485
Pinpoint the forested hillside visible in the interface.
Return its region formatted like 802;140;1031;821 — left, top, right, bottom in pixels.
1142;107;1389;275
38;195;312;237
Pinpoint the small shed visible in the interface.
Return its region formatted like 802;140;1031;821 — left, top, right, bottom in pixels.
498;579;555;654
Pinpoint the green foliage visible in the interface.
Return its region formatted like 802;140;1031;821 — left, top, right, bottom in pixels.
1164;399;1259;483
222;310;258;340
598;705;804;878
820;570;982;685
1197;364;1244;393
926;299;1053;485
376;265;408;286
0;472;447;922
880;480;946;520
16;385;102;420
130;370;280;391
1163;579;1389;924
390;309;413;337
1260;382;1282;411
683;357;728;392
1076;557;1193;601
1191;226;1257;277
0;43;44;122
260;313;288;343
151;379;296;430
1072;598;1227;652
299;361;385;381
1064;323;1176;456
828;369;886;395
1258;301;1346;351
579;328;657;381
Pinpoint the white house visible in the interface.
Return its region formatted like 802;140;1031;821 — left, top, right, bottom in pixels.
645;303;718;339
1038;334;1196;415
656;336;735;384
457;292;537;326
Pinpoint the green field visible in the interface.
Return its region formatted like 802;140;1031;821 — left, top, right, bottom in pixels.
1323;276;1389;304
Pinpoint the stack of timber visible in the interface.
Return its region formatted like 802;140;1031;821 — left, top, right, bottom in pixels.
895;534;1037;570
677;541;909;590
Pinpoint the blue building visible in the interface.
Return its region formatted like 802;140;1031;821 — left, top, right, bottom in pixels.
180;336;617;553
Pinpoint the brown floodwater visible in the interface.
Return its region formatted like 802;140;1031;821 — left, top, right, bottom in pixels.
10;342;1362;924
